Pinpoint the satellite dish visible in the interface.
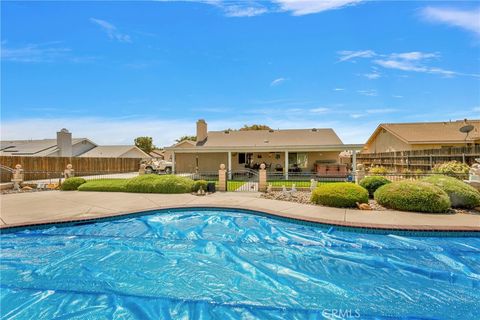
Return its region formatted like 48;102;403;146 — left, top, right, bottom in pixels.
460;125;474;133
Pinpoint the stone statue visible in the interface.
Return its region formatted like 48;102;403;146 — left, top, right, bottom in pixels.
12;164;24;191
465;159;480;190
291;183;297;193
310;179;318;191
64;164;75;178
355;163;366;184
139;163;146;175
266;183;272;193
469;162;480;182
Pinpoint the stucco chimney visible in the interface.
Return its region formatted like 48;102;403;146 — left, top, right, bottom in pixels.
57;128;73;157
196;119;207;142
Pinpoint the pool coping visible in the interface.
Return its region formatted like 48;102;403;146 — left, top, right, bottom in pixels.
1;203;479;236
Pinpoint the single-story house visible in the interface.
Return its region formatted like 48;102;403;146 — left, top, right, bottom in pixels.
79;145;150;158
363;120;480;154
1;128;151;159
165;119;363;176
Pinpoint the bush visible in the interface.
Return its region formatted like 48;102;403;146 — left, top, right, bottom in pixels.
369;166;388;175
192;180;208;192
432;161;469;177
61;177;86;191
78;179;128;192
125;174;194;193
359;176;391;197
422;175;480;209
311;183;368;208
374;181;451;213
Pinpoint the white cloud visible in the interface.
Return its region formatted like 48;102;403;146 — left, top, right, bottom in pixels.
390;51;438;61
1;42;71;62
421;6;480;36
275;0;363;16
363;71;381;79
374;58;457;77
337;50;376;62
392;95;403;98
357;89;378;96
309;107;330;113
1;42;96;63
270;77;286;86
333;88;345;91
338;49;478;78
90;18;132;43
223;5;268;17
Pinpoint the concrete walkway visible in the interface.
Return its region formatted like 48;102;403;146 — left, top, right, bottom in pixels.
1;191;479;231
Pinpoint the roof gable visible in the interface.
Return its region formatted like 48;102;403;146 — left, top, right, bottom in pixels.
366;120;480;145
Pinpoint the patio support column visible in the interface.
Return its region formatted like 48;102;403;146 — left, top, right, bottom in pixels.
172;152;176;174
227;151;232;179
284;150;289;180
352;150;357;174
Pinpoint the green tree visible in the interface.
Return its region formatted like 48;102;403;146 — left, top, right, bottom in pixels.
134;136;155;154
175;135;197;143
239;124;272;131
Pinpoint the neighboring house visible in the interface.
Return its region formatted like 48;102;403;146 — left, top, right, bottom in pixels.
79;145;150;158
166;119;363;174
0;129;151;159
149;149;173;161
363;120;480;154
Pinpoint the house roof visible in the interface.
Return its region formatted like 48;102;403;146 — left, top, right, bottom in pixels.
168;129;362;152
79;145;150;158
366;120;480;146
0;138;92;156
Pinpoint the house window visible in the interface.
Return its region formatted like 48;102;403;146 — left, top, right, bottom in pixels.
238;153;246;164
238;153;253;165
288;152;308;168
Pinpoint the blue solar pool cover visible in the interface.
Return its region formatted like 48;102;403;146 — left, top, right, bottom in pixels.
1;209;479;319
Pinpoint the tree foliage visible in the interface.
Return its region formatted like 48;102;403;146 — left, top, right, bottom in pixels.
175;135;197;143
134;136;155;154
239;124;272;131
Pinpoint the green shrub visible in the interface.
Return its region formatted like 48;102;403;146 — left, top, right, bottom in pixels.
125;174;194;193
61;177;86;191
432;161;469;178
192;180;208;192
369;166;388;175
374;181;451;213
78;179;128;192
422;175;480;209
311;183;368;208
359;176;391;197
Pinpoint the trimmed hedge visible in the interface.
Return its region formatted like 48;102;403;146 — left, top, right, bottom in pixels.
422;175;480;209
61;177;86;191
311;183;368;208
78;179;128;192
359;176;391;197
432;161;469;177
192;180;208;192
125;174;194;194
374;181;451;213
369;166;388;175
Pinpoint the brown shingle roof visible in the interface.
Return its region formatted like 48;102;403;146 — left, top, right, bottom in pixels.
372;120;480;144
193;129;343;148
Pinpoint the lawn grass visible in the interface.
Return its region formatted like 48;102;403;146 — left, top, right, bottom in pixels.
78;179;128;192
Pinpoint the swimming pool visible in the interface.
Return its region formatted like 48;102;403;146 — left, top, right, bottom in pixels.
1;208;479;319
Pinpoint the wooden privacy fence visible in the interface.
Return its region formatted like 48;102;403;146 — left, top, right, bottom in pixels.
357;145;480;171
0;156;142;182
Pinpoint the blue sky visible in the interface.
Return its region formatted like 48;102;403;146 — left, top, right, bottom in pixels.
1;0;480;146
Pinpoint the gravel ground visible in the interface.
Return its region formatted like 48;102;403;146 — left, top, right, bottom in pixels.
261;191;479;214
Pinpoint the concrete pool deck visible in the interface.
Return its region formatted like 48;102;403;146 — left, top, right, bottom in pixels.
1;191;479;231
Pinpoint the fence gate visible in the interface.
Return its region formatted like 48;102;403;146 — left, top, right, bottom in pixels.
229;169;259;192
